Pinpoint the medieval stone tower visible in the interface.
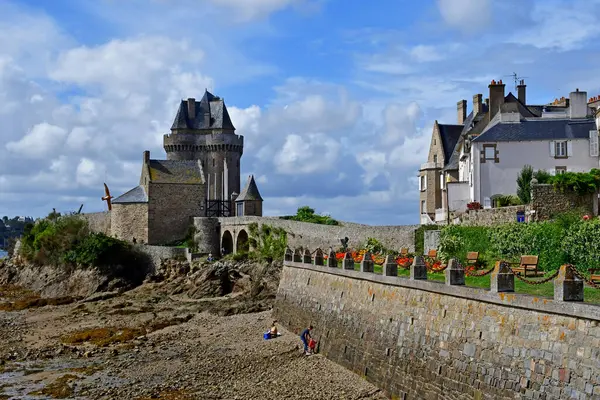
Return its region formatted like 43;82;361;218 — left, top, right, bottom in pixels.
163;90;243;204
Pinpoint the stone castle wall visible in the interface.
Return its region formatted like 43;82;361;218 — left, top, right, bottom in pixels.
531;184;597;221
134;244;187;272
193;217;220;255
275;261;600;399
218;216;417;252
111;203;148;244
148;183;205;245
79;212;111;235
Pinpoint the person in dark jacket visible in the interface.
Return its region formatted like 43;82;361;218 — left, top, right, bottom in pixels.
300;325;313;354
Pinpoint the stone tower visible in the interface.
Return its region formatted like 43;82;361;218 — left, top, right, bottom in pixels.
163;90;243;202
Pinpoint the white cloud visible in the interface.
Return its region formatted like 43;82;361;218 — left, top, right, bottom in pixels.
274;133;340;174
509;1;600;51
208;0;305;21
6;123;67;159
437;0;491;33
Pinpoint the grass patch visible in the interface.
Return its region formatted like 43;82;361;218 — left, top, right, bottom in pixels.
345;264;600;304
29;374;79;399
61;315;194;347
0;296;77;312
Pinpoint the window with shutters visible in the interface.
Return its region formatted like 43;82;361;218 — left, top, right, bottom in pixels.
555;166;567;175
554;141;567;158
590;130;599;157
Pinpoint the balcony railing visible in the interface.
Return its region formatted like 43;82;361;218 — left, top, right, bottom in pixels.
419;162;442;171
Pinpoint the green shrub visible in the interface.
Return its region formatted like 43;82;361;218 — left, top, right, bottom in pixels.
248;223;287;262
549;169;600;195
533;169;552;184
563;219;600;271
438;226;492;264
19;213;150;284
517;165;534;204
280;206;339;225
495;195;522;207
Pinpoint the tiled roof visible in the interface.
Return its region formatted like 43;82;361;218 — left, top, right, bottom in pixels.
236;175;263;201
472;119;596;142
148;160;205;184
170;90;236;131
113;185;148;204
438;124;463;165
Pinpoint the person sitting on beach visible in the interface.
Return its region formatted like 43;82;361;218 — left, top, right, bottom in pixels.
300;325;313;355
270;320;278;337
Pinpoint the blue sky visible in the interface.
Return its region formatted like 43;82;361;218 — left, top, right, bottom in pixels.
2;0;600;225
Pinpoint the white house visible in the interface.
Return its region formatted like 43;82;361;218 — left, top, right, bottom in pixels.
453;88;597;209
419;80;600;224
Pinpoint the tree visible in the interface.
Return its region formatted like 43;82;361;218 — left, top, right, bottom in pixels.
517;165;534;204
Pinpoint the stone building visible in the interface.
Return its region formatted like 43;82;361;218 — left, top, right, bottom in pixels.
111;90;263;245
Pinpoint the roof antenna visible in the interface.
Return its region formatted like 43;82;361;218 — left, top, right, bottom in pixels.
504;72;528;91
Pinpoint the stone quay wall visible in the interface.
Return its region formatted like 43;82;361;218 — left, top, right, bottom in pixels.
79;212;111;235
218;216;417;252
274;261;600;399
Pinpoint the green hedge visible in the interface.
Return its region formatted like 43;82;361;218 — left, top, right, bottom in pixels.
439;218;600;271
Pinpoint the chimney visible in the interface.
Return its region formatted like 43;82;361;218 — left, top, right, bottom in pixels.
517;79;526;104
485;98;489;108
143;150;150;164
187;98;196;120
569;88;588;119
473;94;483;115
488;79;506;119
457;100;467;124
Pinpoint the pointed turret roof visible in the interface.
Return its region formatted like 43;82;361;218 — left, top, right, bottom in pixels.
236;175;263;201
170;89;236;131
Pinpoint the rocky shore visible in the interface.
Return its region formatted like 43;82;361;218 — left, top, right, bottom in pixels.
0;258;386;399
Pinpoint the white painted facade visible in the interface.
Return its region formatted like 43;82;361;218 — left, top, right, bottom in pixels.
470;137;598;204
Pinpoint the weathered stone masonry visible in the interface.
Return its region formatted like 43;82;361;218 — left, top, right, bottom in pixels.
275;262;600;399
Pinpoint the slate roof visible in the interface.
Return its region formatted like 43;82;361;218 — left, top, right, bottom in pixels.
472;119;596;142
113;185;148;204
438;123;463;165
443;107;488;171
236;175;263;201
148;160;205;184
171;90;236;131
500;93;537;118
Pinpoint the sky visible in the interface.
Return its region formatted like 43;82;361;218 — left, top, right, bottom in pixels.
2;0;600;225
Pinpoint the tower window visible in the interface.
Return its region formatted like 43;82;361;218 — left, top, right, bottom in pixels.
213;158;215;167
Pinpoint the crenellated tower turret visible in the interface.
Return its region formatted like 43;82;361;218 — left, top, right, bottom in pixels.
163;90;243;201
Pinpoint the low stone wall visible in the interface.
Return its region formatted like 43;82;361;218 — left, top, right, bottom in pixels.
532;184;597;221
275;261;600;399
454;205;529;226
79;212;111;235
134;244;187;272
219;216;417;252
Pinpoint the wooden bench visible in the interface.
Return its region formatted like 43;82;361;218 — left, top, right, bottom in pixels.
466;251;480;268
510;255;543;277
589;269;600;283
